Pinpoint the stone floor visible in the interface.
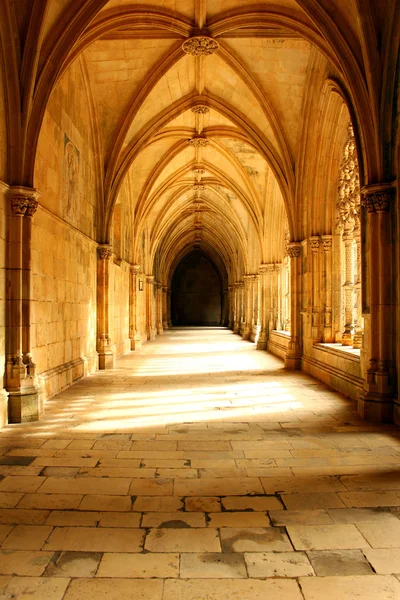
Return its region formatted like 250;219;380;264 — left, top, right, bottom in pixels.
0;328;400;599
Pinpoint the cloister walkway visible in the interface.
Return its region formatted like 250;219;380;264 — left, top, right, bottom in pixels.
0;328;400;599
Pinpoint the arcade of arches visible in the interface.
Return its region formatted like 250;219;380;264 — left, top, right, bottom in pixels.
0;2;399;428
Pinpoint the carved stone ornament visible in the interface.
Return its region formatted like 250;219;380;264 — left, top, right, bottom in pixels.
182;36;219;56
26;198;38;216
361;189;392;213
309;237;320;252
131;264;141;274
284;226;290;256
146;275;155;284
97;245;112;260
258;264;268;275
188;137;210;147
193;184;205;191
11;197;29;216
193;168;206;176
321;236;332;252
336;123;360;230
191;105;210;114
287;245;301;259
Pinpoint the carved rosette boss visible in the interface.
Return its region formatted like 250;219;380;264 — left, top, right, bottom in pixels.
182;36;219;56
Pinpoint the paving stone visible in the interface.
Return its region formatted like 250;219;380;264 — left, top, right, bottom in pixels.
129;478;173;496
185;497;221;512
327;508;399;523
44;527;145;552
45;511;101;527
207;512;270;528
269;509;333;526
98;512;141;528
0;493;23;509
180;553;247;578
355;521;400;548
363;548;400;574
63;578;163;600
307;549;373;576
245;551;314;577
145;528;220;552
1;525;53;550
0;476;44;494
38;477;131;496
0;551;54;576
287;524;368;550
299;575;400;599
44;551;101;577
338;491;400;507
174;478;264;497
220;527;292;552
0;576;69;600
17;494;83;510
96;552;179;578
142;512;205;528
132;496;183;512
0;526;12;544
282;493;346;509
221;495;282;511
163;579;303;600
0;509;50;525
79;495;132;512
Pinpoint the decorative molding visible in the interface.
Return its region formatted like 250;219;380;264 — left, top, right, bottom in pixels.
309;236;320;252
9;186;40;217
188;137;210;147
192;168;206;176
191;105;209;114
97;245;112;260
287;243;301;259
321;235;332;252
182;36;219;56
193;184;205;191
146;275;155;284
11;197;29;216
361;184;394;213
336;123;360;230
130;264;141;274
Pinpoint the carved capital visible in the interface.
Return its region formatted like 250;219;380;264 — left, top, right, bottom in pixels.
287;243;301;259
321;235;332;252
182;36;219;56
193;184;205;191
97;245;112;260
9;186;40;217
191;105;209;114
275;263;282;273
130;264;141;275
192;168;206;177
361;185;394;213
267;264;275;273
258;264;268;275
188;137;210;148
309;236;320;252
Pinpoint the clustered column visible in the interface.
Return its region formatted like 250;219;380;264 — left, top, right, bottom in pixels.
6;186;41;422
97;244;115;370
285;242;302;369
129;265;140;351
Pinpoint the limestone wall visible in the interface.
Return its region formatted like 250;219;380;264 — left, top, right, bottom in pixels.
31;208;98;400
109;260;130;357
0;183;7;427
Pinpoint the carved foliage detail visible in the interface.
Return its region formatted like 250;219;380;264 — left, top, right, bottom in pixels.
337;123;360;230
182;36;219;56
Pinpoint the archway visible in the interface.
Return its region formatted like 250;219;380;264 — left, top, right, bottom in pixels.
171;250;223;326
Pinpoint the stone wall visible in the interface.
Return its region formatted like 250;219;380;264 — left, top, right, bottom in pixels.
109;260;130;357
0;183;7;427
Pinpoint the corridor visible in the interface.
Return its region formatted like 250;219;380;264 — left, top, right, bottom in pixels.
0;328;400;599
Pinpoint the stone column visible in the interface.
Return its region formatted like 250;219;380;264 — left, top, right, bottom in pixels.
242;275;252;340
309;236;322;342
156;283;163;335
6;186;41;422
284;258;291;331
360;184;395;422
97;244;115;370
233;284;240;333
352;217;363;349
250;275;260;342
162;286;168;330
146;275;155;340
228;286;234;329
321;235;334;342
285;242;302;369
167;288;172;327
129;265;140;350
342;227;355;346
257;265;268;349
275;263;283;331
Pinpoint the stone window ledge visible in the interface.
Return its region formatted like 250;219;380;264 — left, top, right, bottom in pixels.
314;342;360;361
273;330;291;337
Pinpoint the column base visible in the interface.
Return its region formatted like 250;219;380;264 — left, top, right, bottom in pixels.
162;321;168;330
98;352;115;370
358;394;393;423
8;387;42;423
157;325;163;335
284;355;302;370
0;389;8;428
242;326;251;340
393;402;400;427
257;338;267;350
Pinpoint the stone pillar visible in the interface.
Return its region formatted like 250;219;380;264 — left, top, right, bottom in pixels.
309;236;322;342
320;235;334;342
97;244;115;370
250;275;260;342
228;286;234;329
156;283;163;335
275;263;283;331
257;265;268;349
146;275;155;340
284;257;291;331
129;265;140;350
167;288;172;327
285;242;302;369
352;218;363;349
360;184;395;422
162;286;168;330
6;186;41;422
242;275;252;340
233;284;240;333
342;228;355;346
